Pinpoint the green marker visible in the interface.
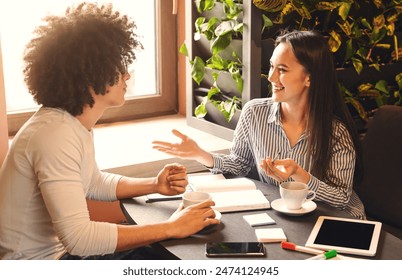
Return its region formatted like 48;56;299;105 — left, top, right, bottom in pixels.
306;250;337;260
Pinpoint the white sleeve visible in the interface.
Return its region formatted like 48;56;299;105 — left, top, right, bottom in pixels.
29;124;117;256
87;164;121;201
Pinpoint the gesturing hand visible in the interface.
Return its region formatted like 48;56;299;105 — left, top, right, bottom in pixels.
152;129;202;160
260;158;297;183
260;158;310;184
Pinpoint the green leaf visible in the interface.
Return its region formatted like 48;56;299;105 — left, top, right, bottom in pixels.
295;5;312;20
374;80;389;94
370;27;387;45
206;17;219;32
328;30;342;52
207;87;220;99
351;58;363;74
194;103;207;118
194;17;206;34
206;55;228;70
195;0;216;13
356;47;368;60
344;97;368;121
373;14;386;32
394;90;401;105
351;22;362;38
179;43;188;57
358;83;374;93
361;18;372;30
214;20;235;37
261;14;273;34
233;22;243;33
338;2;351;21
316;2;339;11
345;39;354;60
211;32;232;55
396;73;402;90
212;70;219;84
231;71;243;93
336;21;352;36
217;98;238;122
372;63;380;71
191;56;205;85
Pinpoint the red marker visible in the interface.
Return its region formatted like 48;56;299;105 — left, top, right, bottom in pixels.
281;241;325;255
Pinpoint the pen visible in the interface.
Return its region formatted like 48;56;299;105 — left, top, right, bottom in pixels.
272;151;281;163
281;241;325;255
306;250;337;260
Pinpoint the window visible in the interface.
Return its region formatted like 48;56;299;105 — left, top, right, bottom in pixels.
0;0;177;135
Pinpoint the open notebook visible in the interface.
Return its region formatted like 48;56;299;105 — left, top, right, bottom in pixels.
146;172;270;213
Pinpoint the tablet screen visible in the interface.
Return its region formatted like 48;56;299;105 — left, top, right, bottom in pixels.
305;216;382;256
314;219;374;250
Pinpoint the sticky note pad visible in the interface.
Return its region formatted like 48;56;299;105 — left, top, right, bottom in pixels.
255;228;287;243
243;213;276;226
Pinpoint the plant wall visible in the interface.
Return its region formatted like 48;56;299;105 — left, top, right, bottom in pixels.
254;0;402;122
181;0;244;124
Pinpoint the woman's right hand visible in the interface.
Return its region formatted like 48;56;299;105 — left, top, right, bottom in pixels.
167;200;219;238
152;129;213;166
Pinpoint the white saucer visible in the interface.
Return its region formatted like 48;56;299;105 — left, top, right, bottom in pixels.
271;199;317;216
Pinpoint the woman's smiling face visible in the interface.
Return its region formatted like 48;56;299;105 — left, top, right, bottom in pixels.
268;42;310;105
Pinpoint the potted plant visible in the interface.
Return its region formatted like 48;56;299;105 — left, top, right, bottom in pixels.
181;0;244;125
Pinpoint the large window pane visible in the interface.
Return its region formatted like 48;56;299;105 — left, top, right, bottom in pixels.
1;0;178;136
0;0;156;113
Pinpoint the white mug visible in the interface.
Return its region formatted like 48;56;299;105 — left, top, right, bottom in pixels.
280;182;316;210
182;191;212;208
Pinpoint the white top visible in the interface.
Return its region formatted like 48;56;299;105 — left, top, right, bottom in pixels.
210;98;366;219
0;107;121;259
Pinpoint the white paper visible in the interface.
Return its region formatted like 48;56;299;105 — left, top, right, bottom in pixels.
243;213;276;226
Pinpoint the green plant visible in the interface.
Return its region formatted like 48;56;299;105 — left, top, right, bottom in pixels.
254;0;402;121
183;0;244;123
180;43;242;121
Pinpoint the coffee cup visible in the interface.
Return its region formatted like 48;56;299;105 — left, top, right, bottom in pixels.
279;182;316;210
182;191;212;208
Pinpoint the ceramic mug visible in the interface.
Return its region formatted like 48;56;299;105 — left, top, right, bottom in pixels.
182;191;212;208
279;182;316;210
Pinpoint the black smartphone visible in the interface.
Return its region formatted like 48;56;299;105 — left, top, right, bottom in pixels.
205;242;266;257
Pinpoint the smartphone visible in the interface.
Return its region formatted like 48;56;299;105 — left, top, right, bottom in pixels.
205;242;266;257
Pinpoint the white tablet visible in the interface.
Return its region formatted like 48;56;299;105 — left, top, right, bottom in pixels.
305;216;382;257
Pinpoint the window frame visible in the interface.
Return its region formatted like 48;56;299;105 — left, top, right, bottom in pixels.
2;0;177;136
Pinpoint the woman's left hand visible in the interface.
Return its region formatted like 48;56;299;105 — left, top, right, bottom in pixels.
155;163;188;195
260;158;305;183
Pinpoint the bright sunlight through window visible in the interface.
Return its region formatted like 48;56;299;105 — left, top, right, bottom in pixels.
0;0;156;113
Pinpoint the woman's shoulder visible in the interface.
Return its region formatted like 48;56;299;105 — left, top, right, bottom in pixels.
332;118;354;144
243;97;276;110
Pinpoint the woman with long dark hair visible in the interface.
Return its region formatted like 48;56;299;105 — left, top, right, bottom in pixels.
153;30;365;219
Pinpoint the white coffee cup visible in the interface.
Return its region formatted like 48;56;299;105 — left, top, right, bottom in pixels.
279;182;316;210
182;191;212;208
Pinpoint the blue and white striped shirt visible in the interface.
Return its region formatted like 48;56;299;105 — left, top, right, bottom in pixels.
211;98;366;219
